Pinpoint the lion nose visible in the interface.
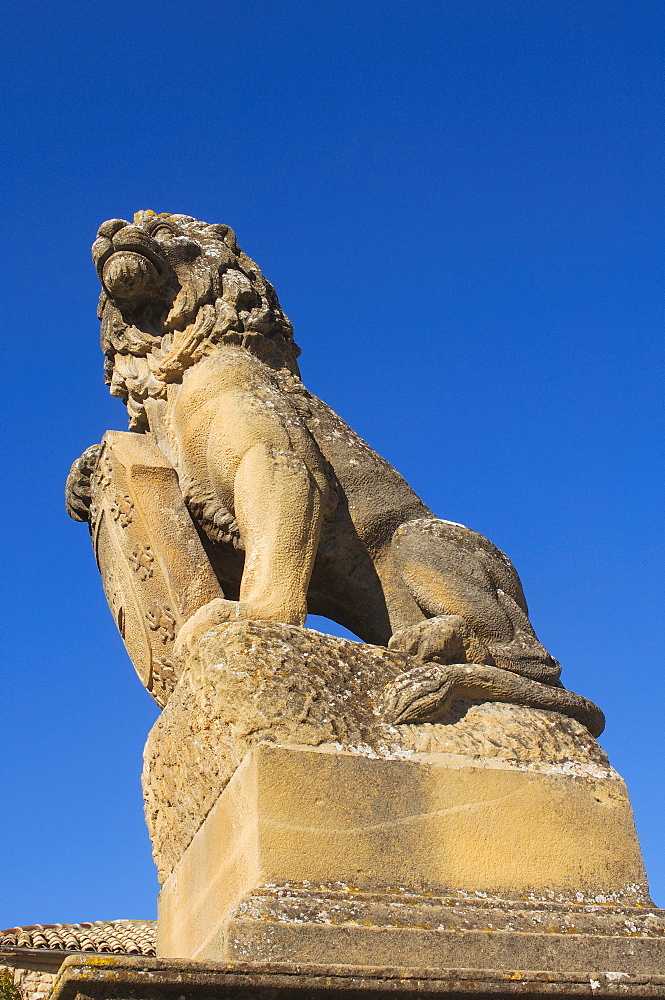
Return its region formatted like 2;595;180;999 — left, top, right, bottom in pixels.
97;219;129;239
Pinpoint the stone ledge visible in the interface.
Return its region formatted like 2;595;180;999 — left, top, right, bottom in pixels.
51;955;665;1000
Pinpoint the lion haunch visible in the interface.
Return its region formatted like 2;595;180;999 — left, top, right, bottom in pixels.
66;210;604;736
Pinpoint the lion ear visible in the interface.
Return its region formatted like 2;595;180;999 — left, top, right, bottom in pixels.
207;224;238;252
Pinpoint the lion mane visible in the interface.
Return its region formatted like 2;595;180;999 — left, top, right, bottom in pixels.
98;211;301;433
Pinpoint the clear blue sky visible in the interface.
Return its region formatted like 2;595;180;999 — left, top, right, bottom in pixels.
2;0;662;924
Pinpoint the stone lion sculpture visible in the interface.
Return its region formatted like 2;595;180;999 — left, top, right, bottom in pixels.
66;211;603;736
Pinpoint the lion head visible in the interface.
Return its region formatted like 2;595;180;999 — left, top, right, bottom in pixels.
93;210;300;430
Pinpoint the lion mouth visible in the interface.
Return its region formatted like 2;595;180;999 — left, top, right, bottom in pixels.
102;249;163;300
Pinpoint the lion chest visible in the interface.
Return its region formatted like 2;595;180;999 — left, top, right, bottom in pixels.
164;351;332;514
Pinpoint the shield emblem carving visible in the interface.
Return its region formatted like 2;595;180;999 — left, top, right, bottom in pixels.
89;431;224;706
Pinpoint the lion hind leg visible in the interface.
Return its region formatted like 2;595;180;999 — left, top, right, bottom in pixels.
382;661;605;738
391;518;560;684
391;519;515;644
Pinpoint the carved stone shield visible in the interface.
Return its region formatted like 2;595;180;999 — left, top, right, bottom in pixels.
89;431;224;707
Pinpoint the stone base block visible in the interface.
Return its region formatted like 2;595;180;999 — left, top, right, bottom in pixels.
52;954;665;1000
157;745;652;966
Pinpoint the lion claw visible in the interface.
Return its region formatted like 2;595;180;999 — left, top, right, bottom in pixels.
65;444;102;522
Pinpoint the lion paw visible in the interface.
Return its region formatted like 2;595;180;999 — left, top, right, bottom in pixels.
65;444;102;522
388;614;474;664
173;598;239;665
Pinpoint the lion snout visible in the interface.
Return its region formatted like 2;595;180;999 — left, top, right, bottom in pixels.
102;251;160;299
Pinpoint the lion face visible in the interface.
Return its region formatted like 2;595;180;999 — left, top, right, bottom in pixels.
93;212;236;319
93;218;182;308
94;211;300;429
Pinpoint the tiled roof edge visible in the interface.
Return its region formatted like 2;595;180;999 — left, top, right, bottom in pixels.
0;921;156;957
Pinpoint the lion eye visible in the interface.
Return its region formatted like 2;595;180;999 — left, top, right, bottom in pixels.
152;225;175;240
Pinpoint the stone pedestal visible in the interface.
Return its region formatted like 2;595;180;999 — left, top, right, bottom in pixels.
141;622;663;984
143;622;616;885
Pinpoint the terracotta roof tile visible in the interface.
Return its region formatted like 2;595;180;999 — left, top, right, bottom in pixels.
0;921;155;956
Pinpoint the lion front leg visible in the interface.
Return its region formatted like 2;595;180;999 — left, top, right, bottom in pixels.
174;442;325;660
232;442;326;625
173;596;240;665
